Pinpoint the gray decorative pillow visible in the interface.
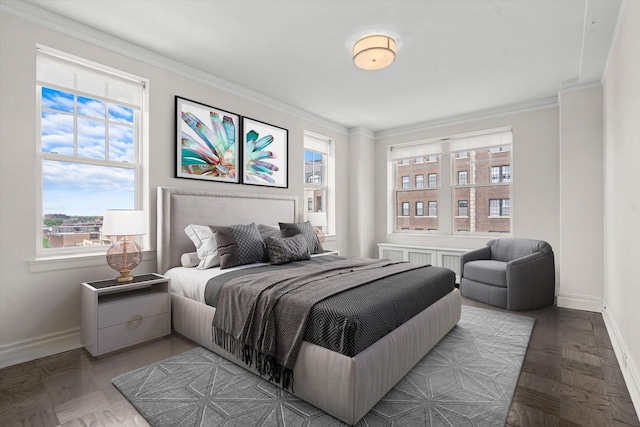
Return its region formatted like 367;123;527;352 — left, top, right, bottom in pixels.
265;234;311;265
210;223;266;269
279;221;324;254
257;223;282;241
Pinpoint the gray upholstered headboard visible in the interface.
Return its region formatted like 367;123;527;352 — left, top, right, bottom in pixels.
157;187;298;273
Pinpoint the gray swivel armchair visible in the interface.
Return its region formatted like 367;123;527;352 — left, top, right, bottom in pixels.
460;238;555;310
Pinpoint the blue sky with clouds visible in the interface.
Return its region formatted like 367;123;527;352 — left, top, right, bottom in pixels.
41;87;136;216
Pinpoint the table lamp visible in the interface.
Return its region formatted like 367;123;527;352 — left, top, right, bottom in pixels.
307;211;327;243
102;209;146;282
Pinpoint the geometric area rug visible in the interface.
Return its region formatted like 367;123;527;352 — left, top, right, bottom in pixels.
112;306;535;426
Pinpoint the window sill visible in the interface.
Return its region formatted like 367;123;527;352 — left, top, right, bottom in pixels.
488;216;511;219
29;250;156;273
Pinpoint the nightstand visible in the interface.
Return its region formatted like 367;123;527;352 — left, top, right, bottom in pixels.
81;273;171;357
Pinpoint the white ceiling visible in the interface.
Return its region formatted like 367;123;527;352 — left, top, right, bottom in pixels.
17;0;623;133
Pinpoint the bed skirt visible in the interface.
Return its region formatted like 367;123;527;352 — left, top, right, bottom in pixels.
171;288;461;425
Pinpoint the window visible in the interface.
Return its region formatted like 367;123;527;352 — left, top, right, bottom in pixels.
390;128;512;235
415;157;424;164
428;201;437;217
489;199;510;216
402;202;410;216
416;201;424;216
304;132;334;234
416;174;424;188
37;47;146;254
458;170;468;185
402;176;410;189
490;165;511;183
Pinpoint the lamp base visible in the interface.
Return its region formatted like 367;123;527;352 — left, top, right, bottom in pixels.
106;238;142;283
115;270;134;283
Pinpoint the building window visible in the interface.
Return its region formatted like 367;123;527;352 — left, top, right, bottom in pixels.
402;202;410;216
458;200;468;216
458;170;468;185
37;48;146;254
490;165;511;183
489;199;510;216
416;174;424;188
402;175;410;189
400;159;410;165
415;156;424;164
390;128;512;235
416;201;424;216
428;201;437;217
304;132;334;234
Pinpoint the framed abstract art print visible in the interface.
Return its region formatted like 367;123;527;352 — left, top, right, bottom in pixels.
241;117;288;188
175;96;240;183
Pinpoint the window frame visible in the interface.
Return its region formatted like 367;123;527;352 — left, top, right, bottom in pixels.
416;201;424;216
388;128;512;236
428;173;437;188
303;132;335;235
427;201;437;217
401;202;410;216
36;47;148;258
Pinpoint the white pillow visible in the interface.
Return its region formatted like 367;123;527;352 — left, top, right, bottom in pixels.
184;224;219;269
180;252;200;268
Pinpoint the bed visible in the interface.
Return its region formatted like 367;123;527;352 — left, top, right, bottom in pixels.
157;186;461;425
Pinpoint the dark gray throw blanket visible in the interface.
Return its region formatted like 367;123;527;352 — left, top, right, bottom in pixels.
212;257;424;390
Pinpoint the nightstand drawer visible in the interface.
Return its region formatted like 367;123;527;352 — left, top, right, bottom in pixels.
97;312;169;354
98;293;169;329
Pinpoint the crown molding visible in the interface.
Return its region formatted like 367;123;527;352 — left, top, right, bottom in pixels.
348;127;375;138
0;0;349;135
375;96;558;139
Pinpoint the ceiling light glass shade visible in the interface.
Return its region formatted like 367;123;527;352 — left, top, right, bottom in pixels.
102;210;146;283
353;35;396;70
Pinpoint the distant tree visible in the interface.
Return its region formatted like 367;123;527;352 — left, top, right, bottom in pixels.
42;237;50;248
43;218;64;227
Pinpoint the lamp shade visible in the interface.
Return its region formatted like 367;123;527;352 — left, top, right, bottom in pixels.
307;211;327;227
353;35;396;70
102;209;146;236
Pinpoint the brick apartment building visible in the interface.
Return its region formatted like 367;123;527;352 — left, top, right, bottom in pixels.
396;148;511;233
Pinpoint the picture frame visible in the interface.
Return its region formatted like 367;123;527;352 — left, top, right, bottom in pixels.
241;117;288;188
175;96;240;183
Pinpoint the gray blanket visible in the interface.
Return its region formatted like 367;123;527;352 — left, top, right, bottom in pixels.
212;257;424;389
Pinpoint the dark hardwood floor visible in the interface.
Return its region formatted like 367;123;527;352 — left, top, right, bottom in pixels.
1;297;638;426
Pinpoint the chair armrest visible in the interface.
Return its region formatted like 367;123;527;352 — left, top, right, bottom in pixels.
506;252;555;310
460;246;491;278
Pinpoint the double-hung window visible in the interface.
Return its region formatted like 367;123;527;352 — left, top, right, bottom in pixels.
390;128;512;234
37;47;147;255
304;132;334;234
416;201;424;216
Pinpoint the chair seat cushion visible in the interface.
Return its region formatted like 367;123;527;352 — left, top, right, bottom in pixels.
463;260;507;288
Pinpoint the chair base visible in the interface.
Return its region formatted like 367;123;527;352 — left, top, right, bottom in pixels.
460;278;507;308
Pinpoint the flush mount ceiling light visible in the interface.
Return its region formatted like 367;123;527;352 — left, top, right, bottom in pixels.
353;35;396;70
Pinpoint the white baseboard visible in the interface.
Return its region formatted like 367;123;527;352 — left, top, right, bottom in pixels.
0;328;82;369
602;302;640;416
556;293;603;312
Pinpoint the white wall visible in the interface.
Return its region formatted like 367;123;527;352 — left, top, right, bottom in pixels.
602;0;640;411
558;86;605;312
374;106;561;273
0;11;349;366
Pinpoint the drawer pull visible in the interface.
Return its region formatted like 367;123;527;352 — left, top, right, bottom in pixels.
128;315;143;328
